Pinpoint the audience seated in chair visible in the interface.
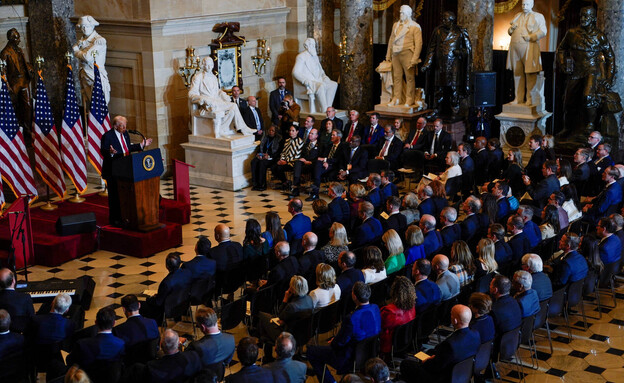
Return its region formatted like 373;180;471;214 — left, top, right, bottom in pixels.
0;268;34;333
512;271;540;318
0;309;24;360
113;294;159;348
147;329;202;383
263;332;307;383
187;306;235;370
412;259;442;313
225;337;273;383
432;254;460;301
352;202;384;249
521;253;553;302
380;276;416;354
336;251;365;298
140;253;192;320
182;236;217;281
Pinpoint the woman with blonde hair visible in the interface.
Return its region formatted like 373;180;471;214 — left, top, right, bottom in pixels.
361;246;387;284
542;134;556;161
404;225;426;265
309;263;341;309
449;240;476;287
475;238;498;280
321;222;349;265
380;276;416;354
65;366;91;383
382;229;405;274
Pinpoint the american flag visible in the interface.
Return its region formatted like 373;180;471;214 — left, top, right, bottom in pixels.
0;76;37;200
87;64;110;175
33;73;66;199
61;65;87;194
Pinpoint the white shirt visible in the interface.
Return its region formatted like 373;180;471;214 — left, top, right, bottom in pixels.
310;285;341;309
362;268;387;284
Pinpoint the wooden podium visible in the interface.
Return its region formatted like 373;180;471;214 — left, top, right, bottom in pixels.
112;148;164;232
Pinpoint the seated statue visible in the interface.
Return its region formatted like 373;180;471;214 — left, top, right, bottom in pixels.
188;58;256;138
292;38;338;114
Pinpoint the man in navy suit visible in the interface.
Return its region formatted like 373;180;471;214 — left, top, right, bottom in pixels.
29;293;74;346
0;309;24;359
489;275;522;334
352;202;384;248
422;118;453;173
262;242;301;297
506;215;532;265
458;143;475;196
114;294;159;348
0;268;34;333
269;77;291;125
417;184;436;218
381;196;408;236
521;253;552;301
493;181;511;222
226;337;273;383
284;198;312;245
210;224;244;272
338;135;368;183
597;217;622;265
188;307;235;371
512;271;540;318
67;307;125;370
372;125;403;171
525;134;546;183
420;214;442;258
472;137;489;186
380;170;399;200
336;251;365;296
308;282;381;383
570;148;592;194
402;116;428;170
241;96;264;140
230;85;247;109
401;305;480;382
365;173;384;213
147;329;202;383
327;182;350;225
100;115;152;226
524;160;560;210
296;232;324;285
439;207;461;248
363;112;384;146
182;236;216;281
583;166;623;222
321;107;344;135
517;206;541;249
140;253;192;320
550;234;588;288
308;131;345;200
412;259;442;313
460;196;482;242
264;332;307;383
343;110;364;143
489;224;513;266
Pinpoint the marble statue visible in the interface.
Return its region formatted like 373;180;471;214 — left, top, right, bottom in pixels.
73;15;110;105
556;6;617;140
0;28;33;134
292;38;338;114
188;57;256;138
421;11;472;116
386;4;422;107
376;60;393;104
507;0;547;106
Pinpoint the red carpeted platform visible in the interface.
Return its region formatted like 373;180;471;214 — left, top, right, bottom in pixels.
0;193;186;266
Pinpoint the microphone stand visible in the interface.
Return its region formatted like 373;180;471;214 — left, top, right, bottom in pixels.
128;130;147;148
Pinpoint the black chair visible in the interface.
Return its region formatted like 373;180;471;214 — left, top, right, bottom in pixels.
287;313;314;353
533;299;552;354
450;356;474;383
245;255;269;282
584;268;602;319
162;284;193;330
520;315;537;369
496;326;524;381
205;362;226;382
189;276;215;307
216;264;247;302
312;302;341;344
0;351;29;383
249;284;277;318
566;278;588;330
415;304;439;348
538;237;556;261
435;298;457;342
86;359;123;383
599;260;620;308
473;341;493;379
545;286;566;351
390;319;414;371
368;279;389;307
474;273;494;293
124;337;159;365
351;335;380;373
220;296;247;331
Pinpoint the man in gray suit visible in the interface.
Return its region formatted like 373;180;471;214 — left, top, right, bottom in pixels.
264;332;307;383
432;254;460;301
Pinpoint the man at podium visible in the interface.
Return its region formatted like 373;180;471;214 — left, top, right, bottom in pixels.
101;115;152;227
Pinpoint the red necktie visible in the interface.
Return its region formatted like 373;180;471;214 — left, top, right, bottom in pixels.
368;127;374;143
120;134;129;156
347;123;356;143
379;140;391;157
411;130;421;146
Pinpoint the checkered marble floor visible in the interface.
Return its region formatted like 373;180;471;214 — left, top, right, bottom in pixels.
18;178;624;382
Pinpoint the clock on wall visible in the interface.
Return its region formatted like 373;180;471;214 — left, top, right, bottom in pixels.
209;22;245;94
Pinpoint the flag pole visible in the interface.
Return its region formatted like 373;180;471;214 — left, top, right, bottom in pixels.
65;52;85;203
35;57;57;211
90;50;108;198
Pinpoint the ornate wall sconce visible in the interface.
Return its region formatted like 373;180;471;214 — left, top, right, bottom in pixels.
0;59;6;76
35;56;45;71
338;35;353;72
251;38;271;76
178;46;201;88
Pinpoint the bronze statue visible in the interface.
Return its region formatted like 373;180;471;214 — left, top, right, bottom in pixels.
0;28;33;136
556;6;618;141
421;11;472;117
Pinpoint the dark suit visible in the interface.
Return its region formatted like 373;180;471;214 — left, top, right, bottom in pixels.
487;148;504;181
525;147;546;183
527;175;560;209
472;149;489;185
182;255;216;281
365;188;383;211
336;268;365;297
293;140;319;187
113;315;159;347
423;129;452;158
100;129;143;225
401;327;481;383
470;314;495;343
515;289;540;318
321;117;344;134
340;145;368;183
415;279;442;313
530;271;553;301
552;250;588;288
342;121;364;143
147;350;202;383
460;214;480;242
328;196;350;226
311;142;346;194
226;364;274;383
0;289;34;332
570;162;591;194
188;332;236;368
373;136;403;170
599;234;622;266
251;133;282;189
231;96;248;109
381;212;408;238
267;256;301;297
30;312;75;345
141;268;192;320
312;213;332;247
401;128;428;170
210;241;244;272
363;124;384;145
297;249;324;285
507;232;531;264
284;213;312;242
417;198;436;218
67;333;125;368
460;155;475;195
496;197;511;222
0;331;24;359
523;220;541;249
269;88;292;125
264;357;307;383
491;295;522;334
351;217;383;248
494;240;512;265
423;230;443;258
586;182;623;221
380;182;399;200
440;224;462;247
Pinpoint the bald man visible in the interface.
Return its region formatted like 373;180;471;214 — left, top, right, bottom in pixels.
400;304;480;382
432;254;460;301
241;95;265;141
0;268;34;332
296;232;324;285
209;224;243;272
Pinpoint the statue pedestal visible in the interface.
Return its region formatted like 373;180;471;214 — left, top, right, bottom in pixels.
495;103;552;165
181;133;257;191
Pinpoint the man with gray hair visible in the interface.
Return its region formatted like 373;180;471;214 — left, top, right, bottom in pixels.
417;184;436;217
261;241;300;297
432;254;460;301
352;201;384;248
420;214;442;258
517;205;541;248
521;253;552;301
439;206;461;248
512;270;540;318
461;195;482;242
549;233;588;289
327;181;350;225
147;329;201;382
31;293;75;347
264;332;307;382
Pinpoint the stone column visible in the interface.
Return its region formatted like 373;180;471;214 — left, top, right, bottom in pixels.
458;0;494;71
598;0;624;161
28;0;78;126
307;0;336;77
340;0;373;114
